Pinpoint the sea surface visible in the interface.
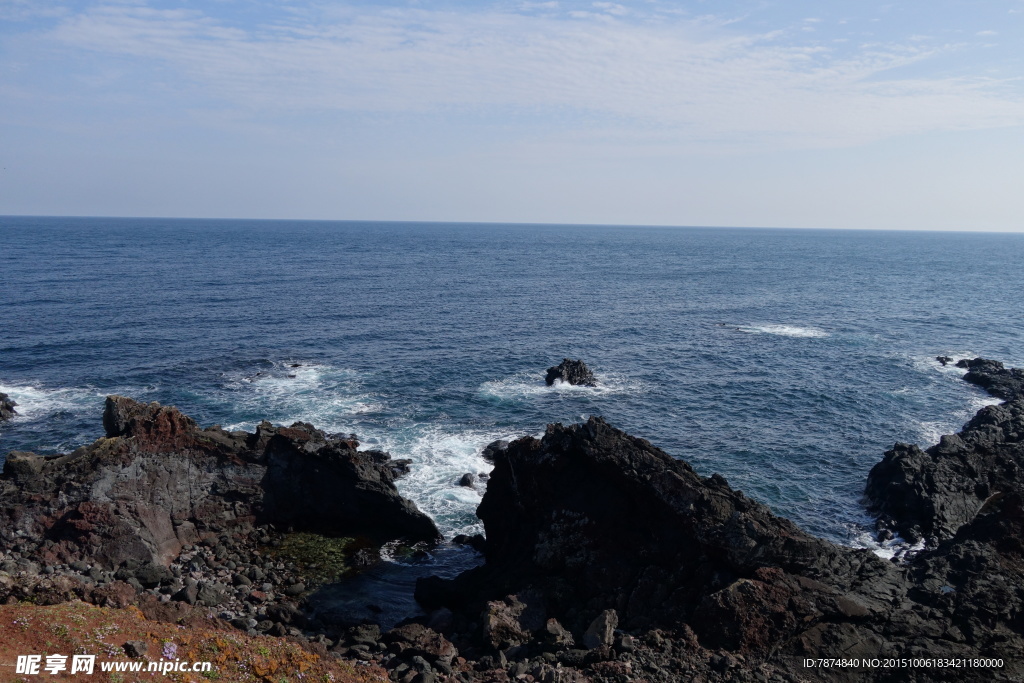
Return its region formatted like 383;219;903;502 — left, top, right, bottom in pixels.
2;217;1023;557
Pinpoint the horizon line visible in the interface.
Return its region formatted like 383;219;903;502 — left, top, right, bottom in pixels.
2;214;1022;236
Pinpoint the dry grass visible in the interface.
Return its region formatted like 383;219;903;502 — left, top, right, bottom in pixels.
0;601;388;683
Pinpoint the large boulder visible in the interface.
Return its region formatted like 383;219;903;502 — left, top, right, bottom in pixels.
0;396;440;569
544;359;596;387
261;423;441;543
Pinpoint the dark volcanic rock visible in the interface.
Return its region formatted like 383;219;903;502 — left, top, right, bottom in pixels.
0;396;440;571
866;358;1024;543
480;440;508;464
544;358;596;387
0;392;17;421
418;417;898;654
956;357;1024;401
417;413;1024;681
261;424;441;543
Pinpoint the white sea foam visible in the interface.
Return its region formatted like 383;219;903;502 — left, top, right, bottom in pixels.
737;324;830;338
478;370;644;403
914;420;953;448
220;362;382;433
910;390;1004;447
853;529;925;561
363;424;521;539
0;383;106;421
911;352;976;377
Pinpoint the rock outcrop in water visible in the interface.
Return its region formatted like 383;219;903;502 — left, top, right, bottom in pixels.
0;392;16;421
544;358;596;386
866;358;1024;544
956;357;1024;400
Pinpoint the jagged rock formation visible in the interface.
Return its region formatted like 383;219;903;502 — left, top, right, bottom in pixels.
0;392;16;421
956;357;1024;401
544;359;597;386
416;405;1024;680
0;396;440;570
866;358;1024;544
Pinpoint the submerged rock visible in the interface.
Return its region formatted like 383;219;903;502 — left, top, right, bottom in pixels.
544;358;596;386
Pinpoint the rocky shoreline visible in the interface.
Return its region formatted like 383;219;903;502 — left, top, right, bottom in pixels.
1;360;1022;681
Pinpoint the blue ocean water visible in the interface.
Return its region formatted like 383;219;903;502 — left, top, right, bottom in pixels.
2;217;1023;552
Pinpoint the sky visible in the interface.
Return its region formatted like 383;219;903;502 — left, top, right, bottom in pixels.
1;0;1023;230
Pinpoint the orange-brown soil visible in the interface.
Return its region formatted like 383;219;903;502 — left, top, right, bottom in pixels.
0;601;387;683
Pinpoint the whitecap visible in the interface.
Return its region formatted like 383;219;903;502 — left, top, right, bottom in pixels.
911;352;977;377
913;420;953;448
908;391;1004;447
852;529;925;561
0;383;106;421
478;370;644;403
363;424;521;539
219;361;381;433
736;324;830;338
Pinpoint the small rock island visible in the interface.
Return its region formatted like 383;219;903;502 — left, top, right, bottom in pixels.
545;359;597;387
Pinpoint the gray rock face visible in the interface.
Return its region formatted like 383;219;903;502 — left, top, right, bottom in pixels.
260;422;441;543
582;609;617;649
419;417;898;649
0;395;440;571
544;359;596;386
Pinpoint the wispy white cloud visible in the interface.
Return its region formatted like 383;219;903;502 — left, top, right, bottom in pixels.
0;0;70;21
18;2;1024;151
